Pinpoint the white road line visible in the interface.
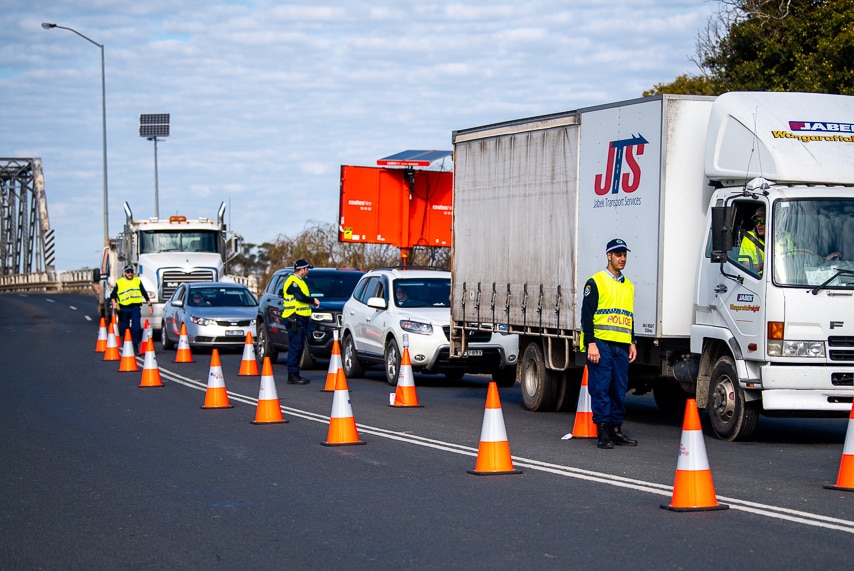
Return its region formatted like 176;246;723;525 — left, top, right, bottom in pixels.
153;363;854;535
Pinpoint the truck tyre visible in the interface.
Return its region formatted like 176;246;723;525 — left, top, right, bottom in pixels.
653;377;687;415
256;324;278;364
557;369;582;412
492;366;517;387
519;342;559;411
160;324;174;350
384;338;401;386
342;333;364;379
708;355;760;441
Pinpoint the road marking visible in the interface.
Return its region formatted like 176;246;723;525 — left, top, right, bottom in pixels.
154;364;854;535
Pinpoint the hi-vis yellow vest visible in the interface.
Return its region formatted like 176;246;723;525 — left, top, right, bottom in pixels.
115;276;145;306
281;274;312;318
590;269;634;345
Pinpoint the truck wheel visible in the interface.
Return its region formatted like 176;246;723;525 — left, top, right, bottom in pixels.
492;366;517;387
708;356;760;441
519;342;558;411
256;324;278;364
384;338;401;386
342;333;364;379
160;323;174;350
557;369;582;412
653;377;687;415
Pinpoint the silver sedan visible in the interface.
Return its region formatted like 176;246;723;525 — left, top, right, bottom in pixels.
161;282;257;349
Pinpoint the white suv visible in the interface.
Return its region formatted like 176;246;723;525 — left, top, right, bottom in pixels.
340;267;518;385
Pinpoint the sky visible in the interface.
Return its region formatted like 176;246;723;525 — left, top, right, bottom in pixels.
1;0;716;270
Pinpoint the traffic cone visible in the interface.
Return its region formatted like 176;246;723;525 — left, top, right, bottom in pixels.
104;324;122;361
251;357;287;424
468;381;521;475
322;368;365;446
201;349;233;409
174;323;194;363
570;366;596;438
824;400;854;492
141;319;152;344
390;335;422;407
661;399;728;511
118;329;139;372
110;314;119;339
323;330;343;392
238;331;259;376
139;338;163;388
94;317;107;352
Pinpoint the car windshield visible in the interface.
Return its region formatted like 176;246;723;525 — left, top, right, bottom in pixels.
772;199;854;288
139;230;219;254
393;278;451;307
306;272;363;300
189;287;257;307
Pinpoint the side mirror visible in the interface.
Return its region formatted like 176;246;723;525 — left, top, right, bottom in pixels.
710;205;734;262
367;296;387;310
172;299;184;308
92;268;101;283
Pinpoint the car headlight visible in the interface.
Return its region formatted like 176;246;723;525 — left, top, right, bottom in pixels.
189;316;217;326
311;312;334;322
767;340;826;358
400;320;433;335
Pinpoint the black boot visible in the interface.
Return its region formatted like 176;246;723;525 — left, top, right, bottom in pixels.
597;423;614;449
610;424;638;446
287;374;309;385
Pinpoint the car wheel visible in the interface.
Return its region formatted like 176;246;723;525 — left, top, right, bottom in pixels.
161;320;174;350
342;333;364;378
384;338;401;386
299;345;316;370
256;324;279;364
707;355;760;441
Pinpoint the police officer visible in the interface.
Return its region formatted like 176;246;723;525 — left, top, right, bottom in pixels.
281;259;320;384
110;265;152;353
581;239;638;449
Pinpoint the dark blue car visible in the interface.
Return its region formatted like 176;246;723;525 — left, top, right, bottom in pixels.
255;267;364;368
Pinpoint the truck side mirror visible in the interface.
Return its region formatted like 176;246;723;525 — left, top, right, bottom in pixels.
92;268;101;283
710;206;733;262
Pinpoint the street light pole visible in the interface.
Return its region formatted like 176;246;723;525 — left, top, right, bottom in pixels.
42;22;109;247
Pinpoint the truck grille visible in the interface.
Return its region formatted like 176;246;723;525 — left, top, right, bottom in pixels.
161;269;216;300
828;336;854;362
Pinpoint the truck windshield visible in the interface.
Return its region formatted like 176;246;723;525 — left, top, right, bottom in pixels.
772;199;854;288
139;231;219;254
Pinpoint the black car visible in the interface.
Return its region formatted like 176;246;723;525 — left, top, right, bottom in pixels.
255;267;364;368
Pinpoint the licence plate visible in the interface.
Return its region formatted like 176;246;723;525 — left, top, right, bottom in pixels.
463;349;483;357
225;330;244;336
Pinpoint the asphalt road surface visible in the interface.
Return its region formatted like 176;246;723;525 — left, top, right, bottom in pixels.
2;293;853;570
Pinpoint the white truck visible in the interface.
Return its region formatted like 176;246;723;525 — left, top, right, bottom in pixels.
95;201;248;330
450;92;854;441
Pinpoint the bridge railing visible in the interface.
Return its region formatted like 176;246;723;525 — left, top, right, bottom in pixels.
0;270;259;296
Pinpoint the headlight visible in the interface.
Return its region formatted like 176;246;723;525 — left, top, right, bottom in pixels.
768;340;826;357
311;312;334;322
189;316;216;326
400;320;433;335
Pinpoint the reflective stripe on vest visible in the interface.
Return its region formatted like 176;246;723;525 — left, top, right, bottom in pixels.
281;274;312;318
115;276;145;306
590;269;634;344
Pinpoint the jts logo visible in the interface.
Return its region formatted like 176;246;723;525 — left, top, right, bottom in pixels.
594;134;648;195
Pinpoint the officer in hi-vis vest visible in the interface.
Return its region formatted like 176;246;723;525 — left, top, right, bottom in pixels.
281;259;319;384
110;264;152;353
580;239;638;449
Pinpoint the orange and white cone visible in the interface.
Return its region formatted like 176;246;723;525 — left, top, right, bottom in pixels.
468;381;521;475
201;349;233;409
570;366;596;438
141;319;152;344
323;330;343;392
661;399;728;511
238;331;259;376
118;329;139;372
110;314;119;340
322;368;365;446
824;400;854;492
174;323;194;363
95;317;108;352
390;335;422;407
251;357;287;424
139;338;163;388
103;317;121;361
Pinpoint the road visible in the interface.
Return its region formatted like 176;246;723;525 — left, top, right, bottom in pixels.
2;293;853;570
